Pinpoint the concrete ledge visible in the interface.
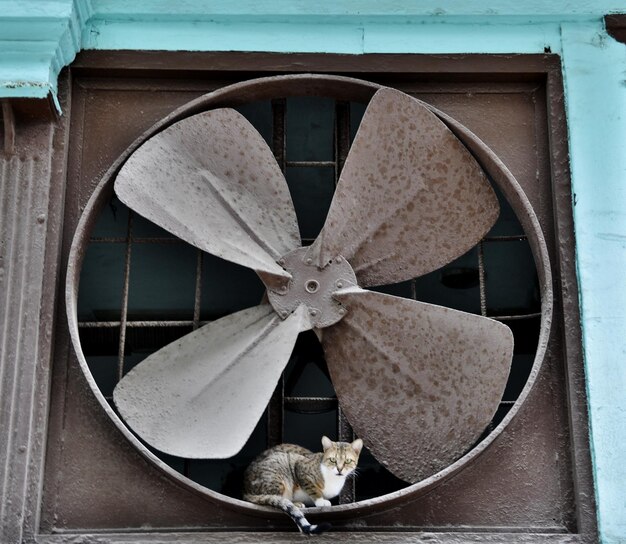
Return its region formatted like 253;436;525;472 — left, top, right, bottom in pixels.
0;0;624;105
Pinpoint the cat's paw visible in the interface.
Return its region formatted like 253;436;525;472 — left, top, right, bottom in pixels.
314;498;332;508
293;502;306;508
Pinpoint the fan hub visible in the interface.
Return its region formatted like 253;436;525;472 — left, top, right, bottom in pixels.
267;247;357;328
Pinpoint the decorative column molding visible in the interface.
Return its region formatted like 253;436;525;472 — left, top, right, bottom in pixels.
0;81;70;544
0;0;89;109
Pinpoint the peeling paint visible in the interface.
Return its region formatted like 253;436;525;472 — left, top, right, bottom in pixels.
0;80;48;89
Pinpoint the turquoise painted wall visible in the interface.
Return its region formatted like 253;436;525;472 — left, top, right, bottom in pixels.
1;1;625;542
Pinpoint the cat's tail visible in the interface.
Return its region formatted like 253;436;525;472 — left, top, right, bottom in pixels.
244;494;331;535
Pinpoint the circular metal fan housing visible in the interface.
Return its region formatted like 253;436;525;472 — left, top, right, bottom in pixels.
66;74;552;520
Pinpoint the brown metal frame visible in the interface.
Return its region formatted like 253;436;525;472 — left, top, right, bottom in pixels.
0;82;70;544
0;51;595;544
65;72;552;505
605;14;626;43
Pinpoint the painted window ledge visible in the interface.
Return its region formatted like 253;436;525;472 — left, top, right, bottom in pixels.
1;0;626;108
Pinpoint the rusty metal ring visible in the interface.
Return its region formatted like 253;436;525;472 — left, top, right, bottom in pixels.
66;74;552;521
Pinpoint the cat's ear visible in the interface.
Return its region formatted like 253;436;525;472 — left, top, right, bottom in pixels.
321;436;333;451
351;438;364;455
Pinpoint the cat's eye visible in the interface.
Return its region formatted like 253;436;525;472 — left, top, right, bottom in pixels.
345;459;354;464
329;458;337;464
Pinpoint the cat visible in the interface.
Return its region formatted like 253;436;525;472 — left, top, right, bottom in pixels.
243;436;363;535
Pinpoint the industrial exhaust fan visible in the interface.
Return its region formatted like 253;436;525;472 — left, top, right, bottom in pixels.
65;77;549;490
103;86;514;484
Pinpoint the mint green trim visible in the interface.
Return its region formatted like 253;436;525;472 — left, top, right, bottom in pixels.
3;0;626;106
81;20;566;55
83;21;366;54
560;24;626;544
83;0;626;18
362;22;562;54
2;1;626;542
0;0;90;110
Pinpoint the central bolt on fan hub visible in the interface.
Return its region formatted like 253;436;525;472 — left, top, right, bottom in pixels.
267;247;357;328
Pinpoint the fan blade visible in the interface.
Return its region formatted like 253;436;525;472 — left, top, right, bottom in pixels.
323;287;513;483
308;88;499;287
115;108;300;288
113;304;312;459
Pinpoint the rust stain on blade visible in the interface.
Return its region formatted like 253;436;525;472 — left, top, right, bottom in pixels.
115;108;300;285
308;87;499;287
323;287;513;483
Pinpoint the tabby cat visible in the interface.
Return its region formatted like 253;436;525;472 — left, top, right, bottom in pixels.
243;436;363;534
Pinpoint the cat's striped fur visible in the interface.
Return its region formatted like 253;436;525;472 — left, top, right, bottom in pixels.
243;436;363;535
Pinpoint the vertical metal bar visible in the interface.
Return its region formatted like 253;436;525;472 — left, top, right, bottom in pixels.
272;98;287;172
338;406;356;504
267;378;284;448
267;98;287;447
116;212;134;381
478;240;496;433
192;250;203;330
183;249;204;477
1;100;15;155
335;100;356;504
478;241;488;317
335;101;351;184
